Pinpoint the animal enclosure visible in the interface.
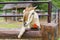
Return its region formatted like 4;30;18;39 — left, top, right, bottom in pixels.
0;1;58;40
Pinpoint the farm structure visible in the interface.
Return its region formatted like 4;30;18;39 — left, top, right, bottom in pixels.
2;3;32;22
0;1;58;40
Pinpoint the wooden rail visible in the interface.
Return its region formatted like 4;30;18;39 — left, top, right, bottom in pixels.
0;1;49;4
0;14;48;17
0;1;52;23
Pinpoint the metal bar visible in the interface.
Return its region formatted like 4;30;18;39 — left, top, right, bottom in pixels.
48;1;52;23
0;1;49;4
52;3;58;10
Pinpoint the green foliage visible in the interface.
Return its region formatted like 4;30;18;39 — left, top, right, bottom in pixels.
0;0;59;12
0;0;19;2
52;0;60;8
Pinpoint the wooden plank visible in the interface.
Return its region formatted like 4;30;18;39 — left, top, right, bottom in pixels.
0;14;23;17
0;14;48;17
0;30;42;39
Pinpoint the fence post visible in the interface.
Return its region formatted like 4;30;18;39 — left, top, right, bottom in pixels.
58;9;60;29
58;9;60;37
48;1;52;23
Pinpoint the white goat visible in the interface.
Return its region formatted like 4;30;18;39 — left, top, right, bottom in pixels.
18;7;40;38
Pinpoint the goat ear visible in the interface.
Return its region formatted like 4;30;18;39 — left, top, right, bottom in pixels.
34;6;37;9
24;7;29;12
25;7;29;9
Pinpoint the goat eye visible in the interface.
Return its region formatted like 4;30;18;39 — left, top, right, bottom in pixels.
32;13;34;15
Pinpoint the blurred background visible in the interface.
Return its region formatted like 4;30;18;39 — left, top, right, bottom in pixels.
0;0;59;39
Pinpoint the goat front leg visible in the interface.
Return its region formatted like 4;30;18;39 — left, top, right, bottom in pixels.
18;27;25;38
